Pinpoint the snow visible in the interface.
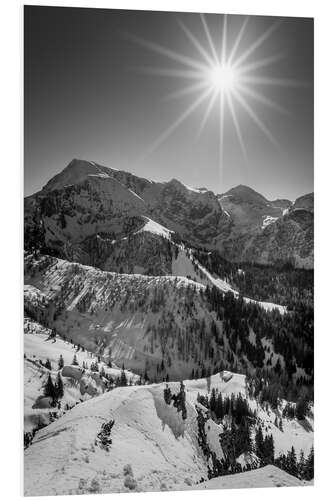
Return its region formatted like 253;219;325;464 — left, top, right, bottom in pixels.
24;384;207;495
189;465;307;490
244;296;287;315
128;188;144;202
183;183;202;193
24;369;313;495
137;217;174;239
24;319;139;432
262;215;279;229
171;248;286;314
88;173;110;179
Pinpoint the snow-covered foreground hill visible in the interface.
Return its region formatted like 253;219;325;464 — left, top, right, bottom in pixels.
190;465;306;490
24;368;313;496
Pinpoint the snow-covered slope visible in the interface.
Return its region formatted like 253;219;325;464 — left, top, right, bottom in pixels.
24;318;139;432
24;383;206;495
24;253;290;383
190;465;306;490
24;371;313;495
171;246;286;314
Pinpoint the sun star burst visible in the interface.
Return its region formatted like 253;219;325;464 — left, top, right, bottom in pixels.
127;14;305;188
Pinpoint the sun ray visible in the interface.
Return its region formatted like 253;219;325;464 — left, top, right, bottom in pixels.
227;17;249;65
225;91;248;161
221;14;228;65
237;53;285;75
134;66;205;80
233;21;280;68
236;83;290;115
164;80;209;101
127;14;305;175
240;75;310;87
197;88;219;136
177;19;215;67
141;87;213;161
219;90;226;188
124;32;208;72
200;14;219;64
233;89;280;149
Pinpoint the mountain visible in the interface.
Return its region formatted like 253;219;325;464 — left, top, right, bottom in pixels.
216;186;313;268
25;159;227;260
24;159;313;269
217;184;291;234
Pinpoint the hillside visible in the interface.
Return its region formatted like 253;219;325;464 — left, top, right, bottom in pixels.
24;252;312;385
24;370;313;495
24;317;139;433
190;465;306;490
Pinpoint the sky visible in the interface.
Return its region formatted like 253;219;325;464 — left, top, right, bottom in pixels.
24;6;313;201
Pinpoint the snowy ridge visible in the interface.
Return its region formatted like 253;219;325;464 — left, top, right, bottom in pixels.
137;216;174;239
189;465;306;490
24;370;313;495
171;246;286;314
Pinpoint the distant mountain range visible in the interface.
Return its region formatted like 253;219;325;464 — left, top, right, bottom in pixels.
24;159;313;269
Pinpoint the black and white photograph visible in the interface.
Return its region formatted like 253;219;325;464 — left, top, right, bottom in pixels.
23;5;314;495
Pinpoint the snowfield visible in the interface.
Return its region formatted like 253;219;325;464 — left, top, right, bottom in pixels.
24;368;313;495
189;465;307;490
137;216;174;239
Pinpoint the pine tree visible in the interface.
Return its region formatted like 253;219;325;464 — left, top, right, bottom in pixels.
72;354;79;366
58;354;64;370
287;446;298;477
120;364;127;387
298;450;305;479
303;446;314;480
43;373;56;400
55;372;64;399
163;384;172;405
45;359;52;370
255;426;264;462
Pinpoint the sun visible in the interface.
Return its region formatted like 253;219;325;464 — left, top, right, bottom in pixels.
128;14;303;188
209;64;238;93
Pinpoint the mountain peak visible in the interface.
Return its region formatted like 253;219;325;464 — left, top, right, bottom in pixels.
43;159;115;191
221;184;268;205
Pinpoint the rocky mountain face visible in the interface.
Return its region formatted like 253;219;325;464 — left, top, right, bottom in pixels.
217;186;313;268
24;159;313;269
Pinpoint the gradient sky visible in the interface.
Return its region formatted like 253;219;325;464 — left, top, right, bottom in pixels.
24;6;313;201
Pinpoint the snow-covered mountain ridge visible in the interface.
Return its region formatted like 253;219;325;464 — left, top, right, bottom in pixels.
24;365;313;495
24;252;313;392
